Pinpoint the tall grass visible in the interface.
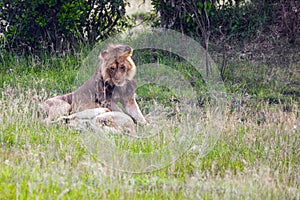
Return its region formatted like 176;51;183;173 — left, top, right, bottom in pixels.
0;51;299;199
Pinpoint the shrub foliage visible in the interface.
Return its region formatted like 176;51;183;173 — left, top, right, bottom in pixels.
152;0;300;44
0;0;130;53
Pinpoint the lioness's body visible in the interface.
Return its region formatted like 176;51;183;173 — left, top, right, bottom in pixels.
42;44;146;125
55;107;136;134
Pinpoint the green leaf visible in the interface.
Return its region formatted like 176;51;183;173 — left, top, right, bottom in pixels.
198;8;202;15
205;1;212;13
186;16;191;23
197;2;204;9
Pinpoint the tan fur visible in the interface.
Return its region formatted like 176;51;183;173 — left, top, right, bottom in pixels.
42;44;147;125
94;111;136;134
53;107;136;134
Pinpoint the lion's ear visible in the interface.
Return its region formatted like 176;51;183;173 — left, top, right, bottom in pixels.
122;45;133;57
99;50;109;60
125;45;132;53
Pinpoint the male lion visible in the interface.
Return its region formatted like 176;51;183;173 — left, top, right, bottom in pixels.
42;44;147;125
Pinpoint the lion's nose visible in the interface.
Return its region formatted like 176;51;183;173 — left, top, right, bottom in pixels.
115;80;125;86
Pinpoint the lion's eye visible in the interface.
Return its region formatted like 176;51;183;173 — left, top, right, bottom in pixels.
110;67;115;72
120;65;125;71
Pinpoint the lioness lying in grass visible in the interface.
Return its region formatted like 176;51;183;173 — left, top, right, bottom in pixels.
55;107;136;134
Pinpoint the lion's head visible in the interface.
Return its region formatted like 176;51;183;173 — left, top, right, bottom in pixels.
98;44;136;86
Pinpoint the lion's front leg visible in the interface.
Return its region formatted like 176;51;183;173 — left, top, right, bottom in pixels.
123;94;147;125
110;101;123;112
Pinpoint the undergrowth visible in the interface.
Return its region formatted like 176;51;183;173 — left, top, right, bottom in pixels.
0;50;299;199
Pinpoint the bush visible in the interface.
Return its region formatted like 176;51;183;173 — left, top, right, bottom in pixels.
0;0;130;53
151;0;299;44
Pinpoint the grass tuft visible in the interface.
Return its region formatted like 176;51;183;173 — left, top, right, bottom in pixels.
0;51;299;199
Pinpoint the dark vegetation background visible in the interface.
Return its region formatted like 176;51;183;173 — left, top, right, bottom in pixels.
1;0;299;104
0;0;130;53
1;0;299;55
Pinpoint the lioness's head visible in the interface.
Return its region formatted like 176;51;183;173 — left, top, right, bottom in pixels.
99;44;136;86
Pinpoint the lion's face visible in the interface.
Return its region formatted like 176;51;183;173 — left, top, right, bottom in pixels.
99;44;136;87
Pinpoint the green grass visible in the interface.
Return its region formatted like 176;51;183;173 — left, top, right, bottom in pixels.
223;61;300;104
0;50;299;199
